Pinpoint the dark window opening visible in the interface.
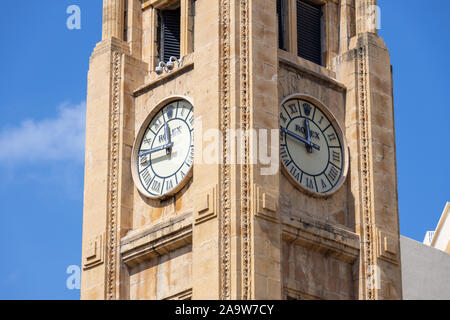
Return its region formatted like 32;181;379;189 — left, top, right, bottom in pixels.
297;0;322;65
159;8;181;63
123;1;128;42
277;0;287;51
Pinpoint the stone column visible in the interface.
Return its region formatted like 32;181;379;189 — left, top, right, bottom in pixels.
103;0;125;40
356;0;378;35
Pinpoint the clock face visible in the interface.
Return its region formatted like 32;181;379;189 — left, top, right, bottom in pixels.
280;97;347;196
132;99;194;199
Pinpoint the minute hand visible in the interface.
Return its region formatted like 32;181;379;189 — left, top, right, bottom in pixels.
305;119;313;153
281;127;320;151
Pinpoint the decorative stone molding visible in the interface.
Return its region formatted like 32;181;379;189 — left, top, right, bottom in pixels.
194;186;218;225
284;287;320;300
278;51;346;93
356;41;377;300
282;214;360;264
254;185;278;223
376;228;399;265
105;49;122;300
83;233;105;270
90;37;130;62
163;288;193;300
120;211;193;267
219;0;232;300
145;0;178;9
239;0;251;301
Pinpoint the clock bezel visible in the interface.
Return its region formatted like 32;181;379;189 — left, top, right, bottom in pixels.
131;95;194;200
280;93;349;198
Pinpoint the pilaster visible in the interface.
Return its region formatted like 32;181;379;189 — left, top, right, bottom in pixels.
103;0;125;41
81;37;147;300
336;29;402;299
248;0;282;300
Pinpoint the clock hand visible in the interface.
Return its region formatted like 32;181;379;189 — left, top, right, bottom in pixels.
281;127;320;151
305;119;313;153
139;142;174;157
164;122;172;155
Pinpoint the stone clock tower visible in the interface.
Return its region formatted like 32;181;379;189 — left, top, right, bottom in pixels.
81;0;402;300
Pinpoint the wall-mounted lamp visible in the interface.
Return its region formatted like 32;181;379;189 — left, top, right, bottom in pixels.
155;56;183;75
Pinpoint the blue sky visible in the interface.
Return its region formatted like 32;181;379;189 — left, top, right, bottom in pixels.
0;1;448;300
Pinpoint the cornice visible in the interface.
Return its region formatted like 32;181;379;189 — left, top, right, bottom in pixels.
120;211;193;267
282;214;360;263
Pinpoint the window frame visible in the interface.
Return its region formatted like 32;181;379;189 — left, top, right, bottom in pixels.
296;0;323;65
145;0;195;72
278;0;337;68
158;7;182;63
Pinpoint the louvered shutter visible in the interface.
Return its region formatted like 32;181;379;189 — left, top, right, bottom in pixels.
297;0;322;65
161;8;181;62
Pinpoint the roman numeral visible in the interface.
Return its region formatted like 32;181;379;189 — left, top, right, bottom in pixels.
280;113;287;124
141;169;152;188
140;154;149;167
318;116;324;125
328;133;337;142
166;179;174;191
151;179;161;193
288;103;297;114
332;150;340;163
321;179;327;189
289;166;297;176
281;148;290;165
305;177;314;190
186;148;194;166
143;136;152;146
327;166;339;182
166;106;174;119
153;117;162;131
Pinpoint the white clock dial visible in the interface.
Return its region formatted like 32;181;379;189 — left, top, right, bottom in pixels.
132;99;194;199
280;97;348;196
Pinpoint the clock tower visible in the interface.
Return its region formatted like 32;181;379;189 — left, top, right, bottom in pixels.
81;0;402;299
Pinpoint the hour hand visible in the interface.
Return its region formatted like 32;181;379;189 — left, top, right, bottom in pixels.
281;127;320;151
139;142;174;158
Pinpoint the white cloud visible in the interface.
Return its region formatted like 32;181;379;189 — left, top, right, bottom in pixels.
0;102;86;163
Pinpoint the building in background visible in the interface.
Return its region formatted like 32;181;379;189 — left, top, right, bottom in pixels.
401;202;450;300
423;203;450;253
401;236;450;300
